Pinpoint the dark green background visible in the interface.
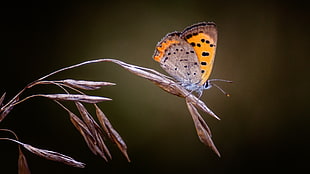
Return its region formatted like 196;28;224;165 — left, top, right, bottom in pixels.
1;1;309;173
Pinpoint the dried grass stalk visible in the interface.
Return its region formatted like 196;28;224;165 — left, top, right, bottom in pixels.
21;143;85;168
109;125;130;162
0;92;5;106
94;105;111;139
0;104;14;122
18;147;31;174
75;102;98;136
39;94;112;103
62;79;115;90
1;138;85;168
1;57;225;172
102;59;220;119
95;104;130;162
66;107;109;161
186;99;220;157
94;130;112;160
0;129;31;174
68;111;97;151
101;59;222;156
74;102;113;160
0;96;19;122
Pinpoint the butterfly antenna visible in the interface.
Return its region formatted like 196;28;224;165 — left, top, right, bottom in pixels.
209;79;233;83
209;79;232;97
211;83;230;97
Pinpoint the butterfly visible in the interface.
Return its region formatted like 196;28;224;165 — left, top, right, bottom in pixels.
153;22;226;97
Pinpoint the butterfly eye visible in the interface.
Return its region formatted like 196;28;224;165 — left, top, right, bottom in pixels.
204;81;210;89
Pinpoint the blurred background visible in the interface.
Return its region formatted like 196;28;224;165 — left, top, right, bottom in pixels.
1;1;309;173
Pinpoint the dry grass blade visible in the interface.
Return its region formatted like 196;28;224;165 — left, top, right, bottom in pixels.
75;102;97;136
104;59;220;120
0;96;19;122
21;143;85;168
3;138;86;168
102;59;222;156
93;130;112;160
0;129;31;174
110;126;130;162
103;59;184;96
67;107;108;161
0;92;5;106
94;104;111;139
39;94;112;103
0;57;225;170
186;100;212;137
186;94;220;120
69;112;94;140
62;79;116;90
18;147;31;174
68;111;97;152
75;102;112;160
0;104;14;122
94;104;130;162
186;99;221;157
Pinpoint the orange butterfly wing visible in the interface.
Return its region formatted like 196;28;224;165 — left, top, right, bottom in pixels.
181;22;218;86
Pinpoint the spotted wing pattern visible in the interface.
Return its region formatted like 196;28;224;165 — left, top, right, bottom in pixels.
153;32;202;86
180;22;218;86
